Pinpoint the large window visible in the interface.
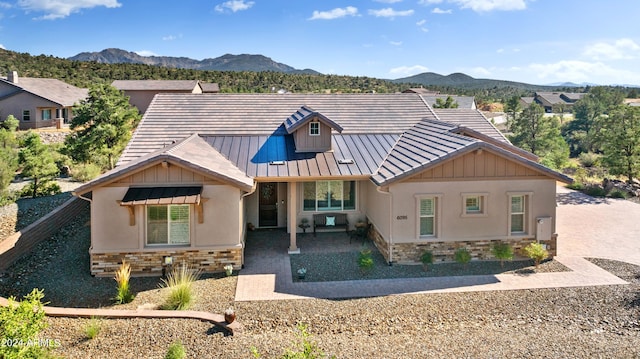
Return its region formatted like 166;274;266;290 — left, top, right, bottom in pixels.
419;197;436;236
510;195;526;234
303;180;356;211
41;109;51;121
147;205;190;245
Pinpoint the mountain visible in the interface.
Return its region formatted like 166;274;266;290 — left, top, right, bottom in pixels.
393;72;563;91
68;48;320;75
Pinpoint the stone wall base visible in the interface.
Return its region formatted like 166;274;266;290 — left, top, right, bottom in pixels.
368;225;557;264
91;248;242;277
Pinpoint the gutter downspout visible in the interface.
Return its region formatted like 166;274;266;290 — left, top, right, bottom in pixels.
73;191;92;204
376;186;393;265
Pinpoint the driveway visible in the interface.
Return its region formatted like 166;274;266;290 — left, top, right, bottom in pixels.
556;185;640;266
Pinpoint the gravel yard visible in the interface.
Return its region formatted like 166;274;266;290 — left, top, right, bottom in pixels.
0;205;638;358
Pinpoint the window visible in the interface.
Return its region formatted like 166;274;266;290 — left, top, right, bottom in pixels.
303;180;356;211
462;193;488;216
42;109;51;121
309;122;320;136
22;110;30;121
146;205;190;245
419;198;436;236
510;195;526;234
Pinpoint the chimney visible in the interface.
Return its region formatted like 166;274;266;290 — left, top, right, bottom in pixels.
7;71;18;84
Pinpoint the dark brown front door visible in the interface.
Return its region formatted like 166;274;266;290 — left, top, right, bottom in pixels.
259;182;278;227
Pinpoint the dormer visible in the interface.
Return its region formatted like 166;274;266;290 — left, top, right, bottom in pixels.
283;106;343;153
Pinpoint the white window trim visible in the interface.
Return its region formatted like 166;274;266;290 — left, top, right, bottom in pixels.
461;192;489;217
414;193;443;239
302;180;357;212
145;204;192;246
507;191;533;237
309;121;320;136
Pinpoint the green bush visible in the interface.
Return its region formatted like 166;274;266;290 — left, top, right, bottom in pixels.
165;341;186;359
583;185;607;197
19;180;61;198
420;250;434;270
357;250;374;274
454;248;472;266
72;162;102;182
114;261;134;304
578;152;600;168
160;262;200;310
565;182;584;191
523;242;549;268
84;317;102;340
491;243;514;268
608;189;628;199
0;288;55;358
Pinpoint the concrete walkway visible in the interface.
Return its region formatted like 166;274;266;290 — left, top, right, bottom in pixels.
236;186;637;302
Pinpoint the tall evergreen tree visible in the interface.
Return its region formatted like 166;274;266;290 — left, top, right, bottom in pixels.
597;105;640;184
64;84;141;170
19;132;59;198
0;115;19;196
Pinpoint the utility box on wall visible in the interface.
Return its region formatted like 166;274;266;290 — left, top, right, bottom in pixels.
536;216;552;243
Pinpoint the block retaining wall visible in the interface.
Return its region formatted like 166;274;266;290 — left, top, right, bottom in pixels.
368;225;557;264
90;248;242;277
0;196;89;272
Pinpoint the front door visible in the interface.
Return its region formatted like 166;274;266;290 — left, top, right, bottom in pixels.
259;182;278;227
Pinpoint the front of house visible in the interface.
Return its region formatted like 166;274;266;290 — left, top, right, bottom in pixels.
73;93;571;277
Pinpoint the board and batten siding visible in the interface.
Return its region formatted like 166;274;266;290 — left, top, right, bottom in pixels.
294;120;332;152
111;162;222;186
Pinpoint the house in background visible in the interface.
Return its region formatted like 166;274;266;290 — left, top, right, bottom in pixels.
0;71;88;130
73;93;571;277
111;79;219;113
521;92;586;113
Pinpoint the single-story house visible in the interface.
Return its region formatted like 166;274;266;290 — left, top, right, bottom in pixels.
0;71;88;130
73;93;571;277
111;80;219;114
521;92;586;113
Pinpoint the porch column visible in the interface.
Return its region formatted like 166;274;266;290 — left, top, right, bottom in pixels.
288;182;299;254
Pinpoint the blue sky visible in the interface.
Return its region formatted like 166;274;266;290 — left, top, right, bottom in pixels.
1;0;639;86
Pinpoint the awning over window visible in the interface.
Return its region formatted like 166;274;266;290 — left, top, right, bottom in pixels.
120;186;203;206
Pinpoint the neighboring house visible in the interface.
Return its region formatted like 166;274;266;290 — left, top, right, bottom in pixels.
522;92;586;113
111;80;219;113
0;71;88;130
402;88;440;95
73;93;571;277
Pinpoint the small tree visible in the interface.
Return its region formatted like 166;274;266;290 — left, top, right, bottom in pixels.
523;242;548;268
491;243;514;268
18;132;59;197
454;248;472;267
420;250;434;271
433;96;459;109
358;249;374;274
0;116;19;196
0;288;53;358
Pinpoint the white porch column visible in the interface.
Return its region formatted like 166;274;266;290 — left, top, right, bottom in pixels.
288;182;299;254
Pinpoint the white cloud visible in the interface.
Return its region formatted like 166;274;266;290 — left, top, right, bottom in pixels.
162;35;178;41
369;8;414;17
418;0;443;4
0;44;4;49
416;19;426;26
389;65;429;76
309;6;358;20
17;0;121;20
374;0;403;3
390;41;402;46
583;38;640;60
528;60;640;85
215;0;254;13
432;7;452;14
450;0;526;12
496;48;504;53
0;2;11;9
470;66;491;76
135;50;158;57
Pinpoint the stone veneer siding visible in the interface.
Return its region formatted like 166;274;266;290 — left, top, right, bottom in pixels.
368;224;557;264
90;248;242;277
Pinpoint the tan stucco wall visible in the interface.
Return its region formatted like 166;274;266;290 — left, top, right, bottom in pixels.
90;184;243;253
0;91;62;129
387;178;557;244
364;180;391;239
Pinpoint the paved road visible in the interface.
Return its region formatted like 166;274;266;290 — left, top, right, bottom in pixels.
556;185;640;266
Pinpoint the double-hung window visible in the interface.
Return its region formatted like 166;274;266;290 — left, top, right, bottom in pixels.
509;195;527;234
419;198;436;236
303;180;356;211
147;205;190;245
22;110;30;121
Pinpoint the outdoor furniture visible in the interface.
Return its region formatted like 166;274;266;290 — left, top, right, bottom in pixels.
313;213;348;236
350;222;370;244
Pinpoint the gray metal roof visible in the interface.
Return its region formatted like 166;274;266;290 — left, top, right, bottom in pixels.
111;80;201;91
283;106;343;134
0;77;88;106
432;108;509;143
423;95;476;109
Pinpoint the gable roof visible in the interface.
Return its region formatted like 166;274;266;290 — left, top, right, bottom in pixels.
111;80;201;91
423;95;476;109
74;134;254;195
283;105;343;134
200;82;220;93
0;77;87;106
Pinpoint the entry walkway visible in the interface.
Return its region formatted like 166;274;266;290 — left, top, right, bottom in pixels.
237;186;637;301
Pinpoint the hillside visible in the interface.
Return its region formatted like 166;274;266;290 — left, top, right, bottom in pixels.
392;72;560;91
68;48;320;75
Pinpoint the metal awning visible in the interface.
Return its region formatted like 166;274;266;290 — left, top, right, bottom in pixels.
120;186;202;206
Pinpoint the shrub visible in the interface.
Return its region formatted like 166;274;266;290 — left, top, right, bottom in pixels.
583;185;607;197
165;341;186;359
420;250;434;271
357;249;374;274
608;189;628;199
84;317;102;339
160;262;200;310
0;288;54;358
578;152;600;168
523;242;549;268
19;180;61;198
114;260;134;304
72;162;101;182
491;243;514;268
454;248;472;266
